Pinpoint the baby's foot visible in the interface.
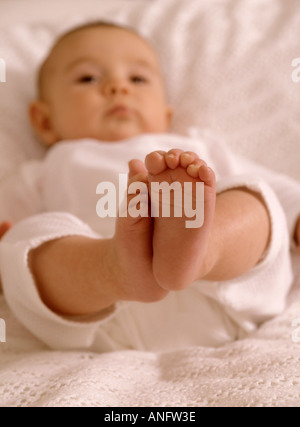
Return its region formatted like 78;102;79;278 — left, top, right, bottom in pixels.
114;159;168;303
145;149;216;291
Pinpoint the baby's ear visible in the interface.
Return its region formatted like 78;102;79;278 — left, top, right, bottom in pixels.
28;100;58;146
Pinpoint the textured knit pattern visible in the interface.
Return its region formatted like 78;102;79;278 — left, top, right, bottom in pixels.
0;253;299;407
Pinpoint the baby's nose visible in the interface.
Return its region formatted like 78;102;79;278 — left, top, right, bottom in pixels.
103;78;129;96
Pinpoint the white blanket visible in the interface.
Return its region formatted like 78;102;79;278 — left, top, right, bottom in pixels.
0;254;300;407
0;0;300;407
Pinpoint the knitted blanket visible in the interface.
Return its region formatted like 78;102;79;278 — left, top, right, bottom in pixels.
0;254;299;407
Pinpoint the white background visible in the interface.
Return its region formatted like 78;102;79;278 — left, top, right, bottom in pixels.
0;0;146;26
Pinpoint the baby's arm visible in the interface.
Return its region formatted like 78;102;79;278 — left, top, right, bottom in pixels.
257;172;300;252
0;211;159;351
29;234;166;316
28;165;167;316
238;161;300;251
30;237;121;315
198;188;271;282
203;135;300;251
0;208;168;351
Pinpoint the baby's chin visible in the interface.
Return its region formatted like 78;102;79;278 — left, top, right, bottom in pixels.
95;128;145;143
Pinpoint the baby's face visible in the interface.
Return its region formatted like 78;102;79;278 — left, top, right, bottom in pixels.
31;26;173;145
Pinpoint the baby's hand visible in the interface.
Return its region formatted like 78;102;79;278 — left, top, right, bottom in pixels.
0;222;12;240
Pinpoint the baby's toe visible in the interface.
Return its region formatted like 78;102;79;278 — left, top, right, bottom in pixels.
165;149;184;170
128;159;148;179
186;159;207;178
198;165;216;187
145;151;167;175
180;151;199;168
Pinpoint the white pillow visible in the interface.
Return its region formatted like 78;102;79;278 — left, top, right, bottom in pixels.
0;0;299;183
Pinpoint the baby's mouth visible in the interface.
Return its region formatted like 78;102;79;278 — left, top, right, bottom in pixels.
107;105;134;117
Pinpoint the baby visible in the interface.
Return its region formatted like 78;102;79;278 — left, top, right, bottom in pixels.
0;21;299;352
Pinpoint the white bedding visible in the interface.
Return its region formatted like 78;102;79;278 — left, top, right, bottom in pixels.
0;0;300;407
0;253;300;407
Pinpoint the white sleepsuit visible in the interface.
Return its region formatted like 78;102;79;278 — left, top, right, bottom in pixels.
0;132;299;352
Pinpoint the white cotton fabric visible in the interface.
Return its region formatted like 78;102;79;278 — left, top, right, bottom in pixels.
0;133;295;352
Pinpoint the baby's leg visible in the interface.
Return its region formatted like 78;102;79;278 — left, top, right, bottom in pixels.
28;161;167;318
114;159;168;302
145;149;216;291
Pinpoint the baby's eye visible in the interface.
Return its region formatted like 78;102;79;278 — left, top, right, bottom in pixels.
130;75;148;84
77;75;99;84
